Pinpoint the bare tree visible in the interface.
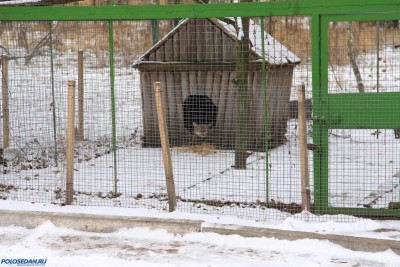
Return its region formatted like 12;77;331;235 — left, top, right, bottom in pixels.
0;22;59;65
191;0;252;169
347;22;365;93
234;15;251;170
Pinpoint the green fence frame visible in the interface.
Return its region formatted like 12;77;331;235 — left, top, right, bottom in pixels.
0;0;399;20
314;12;400;218
1;0;400;217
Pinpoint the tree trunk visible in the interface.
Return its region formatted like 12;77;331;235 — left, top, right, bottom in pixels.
234;17;250;170
347;22;365;93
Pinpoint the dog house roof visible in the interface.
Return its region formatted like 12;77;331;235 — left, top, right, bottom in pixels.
132;18;301;67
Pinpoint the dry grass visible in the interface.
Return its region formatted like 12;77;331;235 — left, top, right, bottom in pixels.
174;144;217;156
266;17;312;64
1;18;398;68
328;22;400;66
265;18;400;66
0;20;156;68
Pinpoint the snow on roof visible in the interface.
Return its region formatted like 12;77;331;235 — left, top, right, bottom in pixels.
217;18;301;65
0;0;80;6
133;18;301;67
0;0;40;5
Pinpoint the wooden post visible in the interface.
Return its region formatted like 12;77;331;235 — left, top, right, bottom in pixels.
65;80;76;205
154;82;177;212
297;84;311;211
2;55;10;149
77;50;84;141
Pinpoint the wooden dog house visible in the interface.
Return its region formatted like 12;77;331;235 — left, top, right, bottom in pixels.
133;18;301;150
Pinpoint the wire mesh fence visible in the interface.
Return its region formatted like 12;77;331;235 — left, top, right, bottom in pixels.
0;11;399;222
326;20;400;211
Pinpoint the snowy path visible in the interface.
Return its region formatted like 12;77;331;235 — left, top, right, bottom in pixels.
1;221;400;267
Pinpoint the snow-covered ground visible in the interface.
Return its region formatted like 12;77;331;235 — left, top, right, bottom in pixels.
1;24;400;266
2;201;400;267
2;221;399;267
1;29;400;222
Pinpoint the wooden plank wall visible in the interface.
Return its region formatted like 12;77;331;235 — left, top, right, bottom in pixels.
265;65;293;148
141;67;294;149
149;19;236;63
141;72;157;146
140;18;294;149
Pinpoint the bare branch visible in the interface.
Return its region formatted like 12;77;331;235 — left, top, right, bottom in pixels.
25;22;60;65
1;22;60;64
0;44;11;56
347;22;365;93
328;59;344;91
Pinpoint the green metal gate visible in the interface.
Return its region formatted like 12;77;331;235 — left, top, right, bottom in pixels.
313;12;400;217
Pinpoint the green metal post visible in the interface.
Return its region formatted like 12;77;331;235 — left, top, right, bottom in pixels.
376;20;380;139
173;0;180;26
311;14;327;214
376;20;380;93
151;19;159;45
151;0;160;45
49;21;58;167
108;20;118;194
320;16;330;214
260;16;269;204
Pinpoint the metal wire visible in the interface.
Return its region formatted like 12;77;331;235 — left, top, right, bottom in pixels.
1;15;399;222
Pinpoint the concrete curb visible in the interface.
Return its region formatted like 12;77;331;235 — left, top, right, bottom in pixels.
1;209;399;255
0;209;202;234
202;223;400;255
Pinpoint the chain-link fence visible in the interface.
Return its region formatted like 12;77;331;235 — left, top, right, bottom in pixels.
1;2;399;222
326;19;400;214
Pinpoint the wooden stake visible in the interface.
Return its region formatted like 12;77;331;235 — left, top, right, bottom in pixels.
77;50;84;141
297;84;311;211
154;82;177;212
66;80;76;205
2;55;10;149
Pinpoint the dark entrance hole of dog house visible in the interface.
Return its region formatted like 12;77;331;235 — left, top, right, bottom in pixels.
183;95;218;138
